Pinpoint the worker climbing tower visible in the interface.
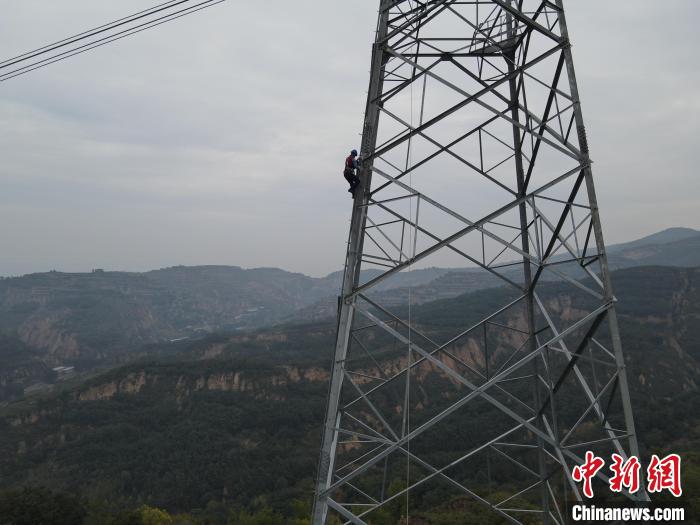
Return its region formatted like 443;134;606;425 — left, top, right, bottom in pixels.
313;1;646;523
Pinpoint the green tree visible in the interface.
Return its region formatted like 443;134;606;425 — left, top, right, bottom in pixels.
230;507;283;525
138;505;174;525
288;498;311;525
0;487;86;525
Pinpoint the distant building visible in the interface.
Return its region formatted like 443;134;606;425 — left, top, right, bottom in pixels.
52;366;75;378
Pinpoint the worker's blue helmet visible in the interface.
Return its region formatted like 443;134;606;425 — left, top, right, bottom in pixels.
351;149;358;156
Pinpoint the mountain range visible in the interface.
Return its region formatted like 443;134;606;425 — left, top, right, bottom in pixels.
0;264;698;521
1;227;699;396
1;227;699;521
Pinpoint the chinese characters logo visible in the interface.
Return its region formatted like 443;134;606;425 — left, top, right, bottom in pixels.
572;452;681;498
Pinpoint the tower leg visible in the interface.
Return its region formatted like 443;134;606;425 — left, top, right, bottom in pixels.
311;3;391;523
555;0;645;476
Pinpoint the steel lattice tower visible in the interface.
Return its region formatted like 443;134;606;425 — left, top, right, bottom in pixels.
313;2;647;523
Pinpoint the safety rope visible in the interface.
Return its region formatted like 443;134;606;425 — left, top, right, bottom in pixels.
402;3;427;521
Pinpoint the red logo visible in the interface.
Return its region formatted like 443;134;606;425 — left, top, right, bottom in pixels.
572;451;605;498
609;453;641;493
572;452;682;498
647;454;682;497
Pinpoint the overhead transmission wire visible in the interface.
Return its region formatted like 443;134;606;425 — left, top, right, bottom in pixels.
0;0;225;82
0;0;224;81
0;0;186;69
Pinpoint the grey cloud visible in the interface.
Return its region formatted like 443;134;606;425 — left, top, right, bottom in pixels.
0;0;698;276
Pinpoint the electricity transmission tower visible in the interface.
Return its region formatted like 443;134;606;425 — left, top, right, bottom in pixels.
313;1;646;523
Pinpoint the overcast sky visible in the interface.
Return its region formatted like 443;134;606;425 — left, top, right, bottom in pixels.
1;1;698;277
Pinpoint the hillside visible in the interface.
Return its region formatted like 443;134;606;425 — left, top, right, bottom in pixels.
606;227;700;268
0;266;455;368
0;266;330;387
0;228;699;399
607;226;700;253
289;227;700;320
1;265;698;520
0;334;53;401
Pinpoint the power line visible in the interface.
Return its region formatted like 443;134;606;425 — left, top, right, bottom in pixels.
0;0;185;68
0;0;225;82
2;0;221;79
